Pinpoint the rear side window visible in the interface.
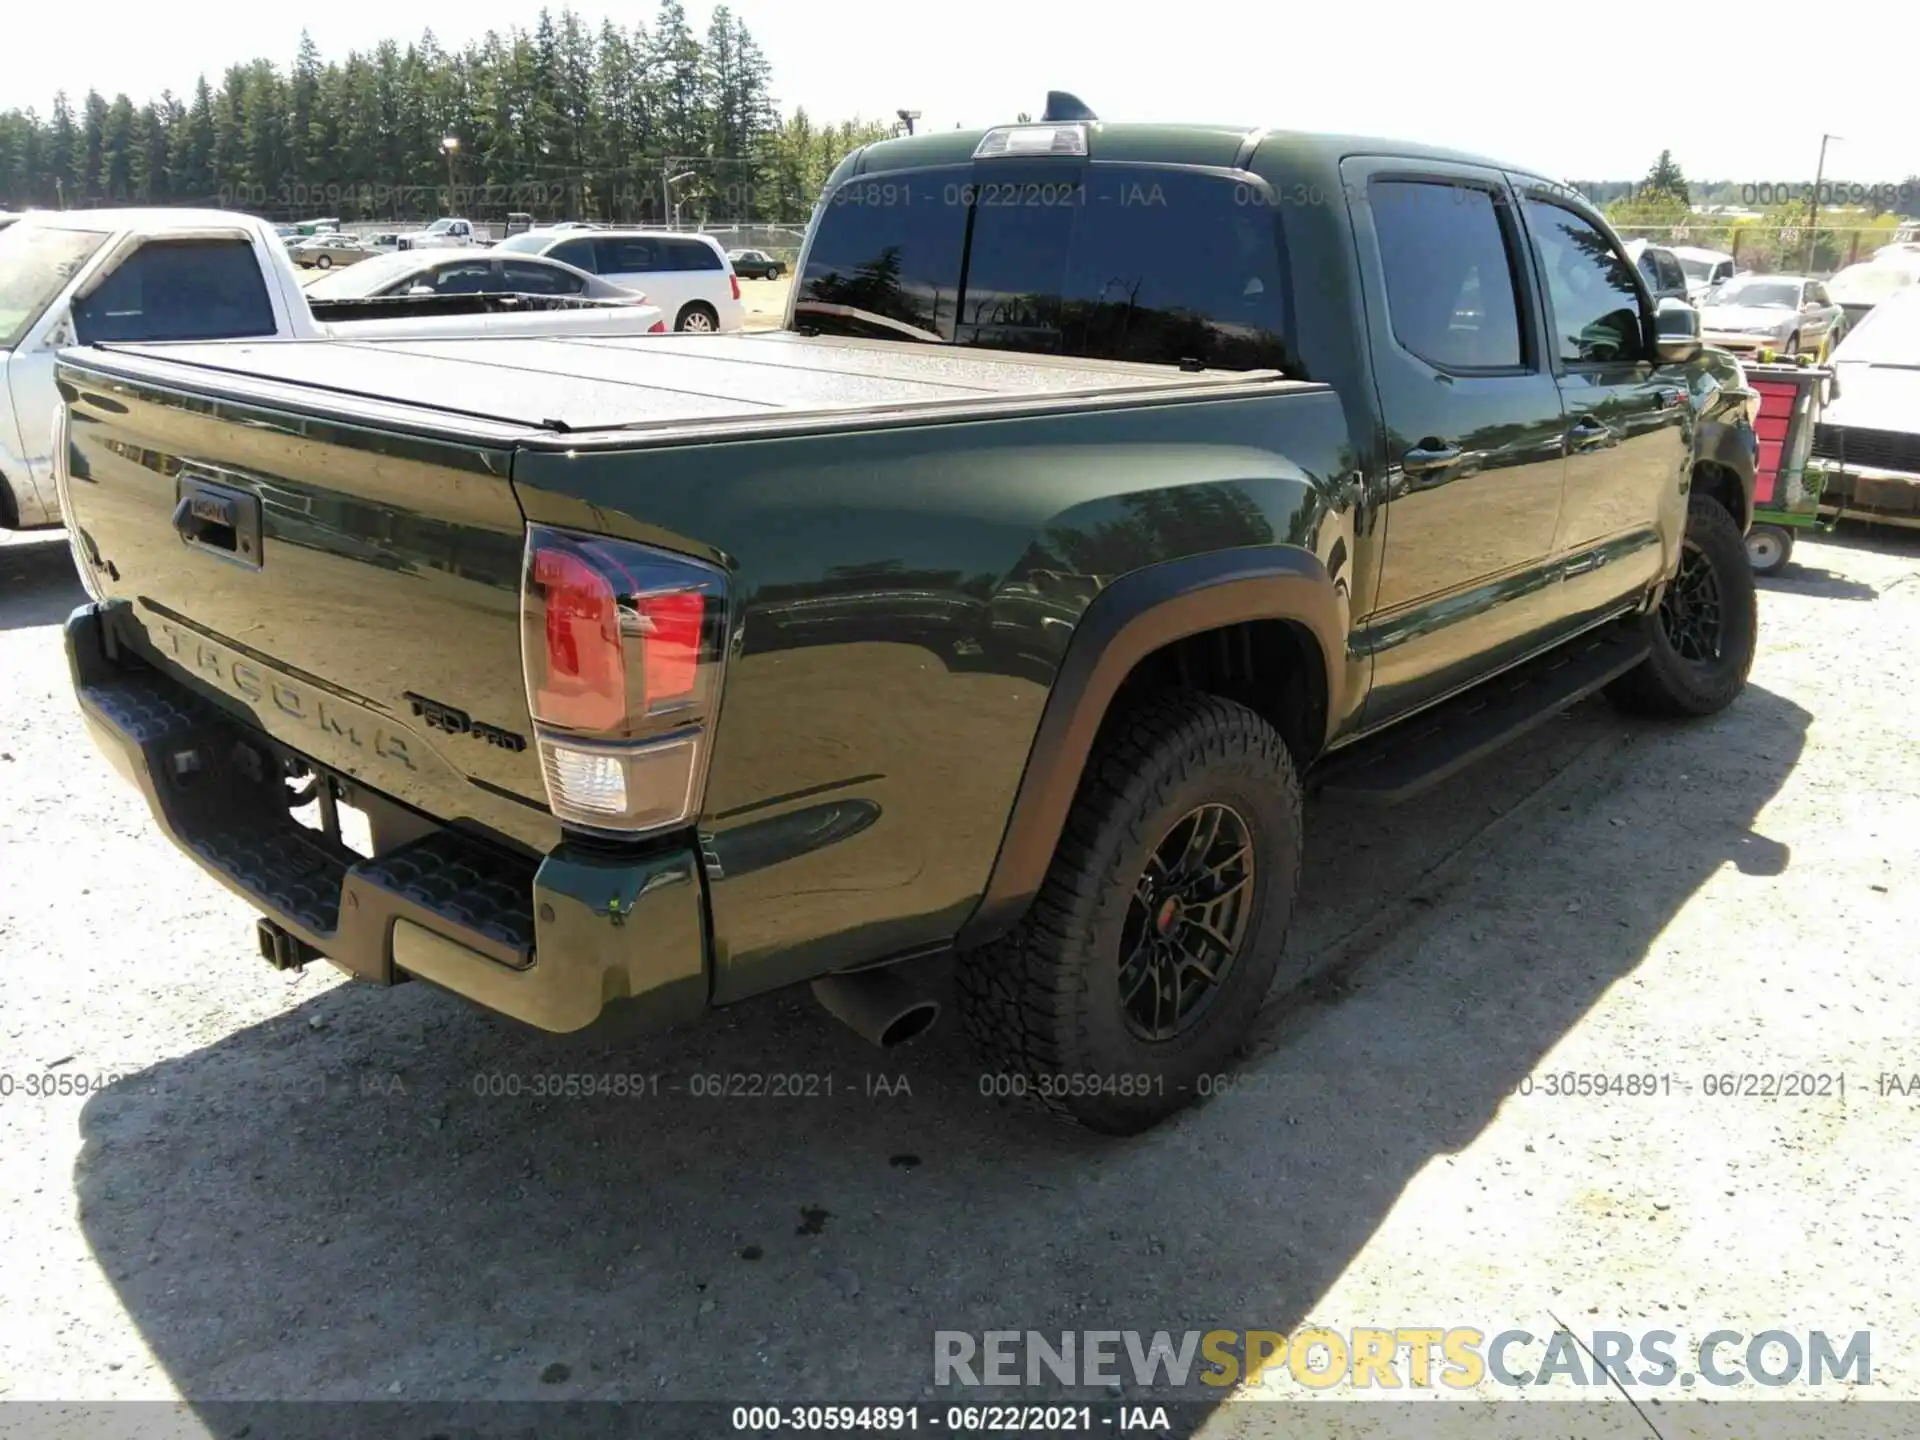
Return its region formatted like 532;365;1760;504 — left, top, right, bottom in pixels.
796;164;1291;369
1370;180;1525;370
1523;199;1645;365
1655;250;1687;293
500;260;583;295
73;239;275;344
597;237;668;274
549;238;599;272
668;240;723;271
429;261;495;295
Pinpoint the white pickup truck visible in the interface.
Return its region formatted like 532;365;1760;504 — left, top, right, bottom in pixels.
393;217;481;250
1;208;664;531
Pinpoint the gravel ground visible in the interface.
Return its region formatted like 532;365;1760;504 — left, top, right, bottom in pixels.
2;524;1917;1434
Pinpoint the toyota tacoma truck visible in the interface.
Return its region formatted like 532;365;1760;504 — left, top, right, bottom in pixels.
56;113;1759;1135
2;208;665;533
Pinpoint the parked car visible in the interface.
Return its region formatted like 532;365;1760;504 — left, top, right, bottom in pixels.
1670;245;1736;302
1625;239;1691;304
1825;258;1920;332
1812;285;1920;532
727;248;787;280
0;209;673;532
305;249;655;308
1697;273;1843;358
54;110;1757;1136
495;228;744;331
288;233;379;270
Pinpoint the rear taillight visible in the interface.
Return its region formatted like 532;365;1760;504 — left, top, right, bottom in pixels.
730;272;741;301
520;526;729;836
648;319;667;334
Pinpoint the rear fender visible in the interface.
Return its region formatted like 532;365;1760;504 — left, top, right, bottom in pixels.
955;546;1344;948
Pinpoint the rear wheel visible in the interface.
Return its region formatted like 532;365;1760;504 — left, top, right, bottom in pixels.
676;302;719;333
315;255;333;270
1745;523;1794;576
1608;496;1757;718
955;691;1302;1134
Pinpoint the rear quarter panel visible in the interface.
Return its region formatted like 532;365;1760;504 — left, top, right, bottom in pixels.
511;388;1357;1000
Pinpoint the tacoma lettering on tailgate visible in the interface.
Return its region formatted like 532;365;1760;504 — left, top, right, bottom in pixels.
154;621;417;772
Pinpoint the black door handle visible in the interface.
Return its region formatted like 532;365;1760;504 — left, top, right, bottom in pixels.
1401;442;1461;477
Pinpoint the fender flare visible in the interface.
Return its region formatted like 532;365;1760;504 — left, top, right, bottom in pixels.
955;547;1346;949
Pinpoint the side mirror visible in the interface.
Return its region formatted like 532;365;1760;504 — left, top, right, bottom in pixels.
1652;297;1701;363
42;306;77;351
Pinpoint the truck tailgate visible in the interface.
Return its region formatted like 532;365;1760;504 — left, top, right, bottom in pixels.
57;353;555;852
54;332;1293;855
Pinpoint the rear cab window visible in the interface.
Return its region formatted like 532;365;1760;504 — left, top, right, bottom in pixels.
72;239;276;345
795;163;1292;370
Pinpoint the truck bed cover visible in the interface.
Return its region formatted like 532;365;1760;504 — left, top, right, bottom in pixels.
68;330;1304;449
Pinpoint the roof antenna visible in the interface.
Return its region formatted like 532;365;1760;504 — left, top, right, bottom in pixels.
1041;91;1097;123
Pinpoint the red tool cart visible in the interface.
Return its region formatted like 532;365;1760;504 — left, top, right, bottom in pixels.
1740;359;1834;576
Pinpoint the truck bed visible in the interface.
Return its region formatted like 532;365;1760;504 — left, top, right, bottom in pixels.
74;330;1297;446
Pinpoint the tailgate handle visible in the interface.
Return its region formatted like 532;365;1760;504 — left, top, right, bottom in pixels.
173;476;262;568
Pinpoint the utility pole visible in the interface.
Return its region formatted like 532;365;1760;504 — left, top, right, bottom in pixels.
1803;133;1839;275
441;135;460;214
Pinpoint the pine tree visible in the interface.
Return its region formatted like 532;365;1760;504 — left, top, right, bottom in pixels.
1643;149;1690;205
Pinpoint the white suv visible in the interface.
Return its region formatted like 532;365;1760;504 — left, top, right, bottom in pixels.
495;229;744;332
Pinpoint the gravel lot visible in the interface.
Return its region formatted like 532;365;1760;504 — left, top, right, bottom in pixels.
2;523;1917;1433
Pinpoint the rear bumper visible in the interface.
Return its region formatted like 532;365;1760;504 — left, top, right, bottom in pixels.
67;601;710;1033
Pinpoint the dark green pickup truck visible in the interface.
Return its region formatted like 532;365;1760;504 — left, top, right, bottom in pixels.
56;104;1759;1134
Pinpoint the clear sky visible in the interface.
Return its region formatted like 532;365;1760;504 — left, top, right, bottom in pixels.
5;0;1913;183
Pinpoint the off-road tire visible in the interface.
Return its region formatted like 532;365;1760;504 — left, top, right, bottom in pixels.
955;691;1303;1134
1608;496;1757;718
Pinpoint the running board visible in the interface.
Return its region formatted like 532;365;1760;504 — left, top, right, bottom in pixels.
1312;625;1650;805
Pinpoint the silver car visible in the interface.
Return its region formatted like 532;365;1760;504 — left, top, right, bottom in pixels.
303;248;641;302
289;234;378;270
1697;274;1844;359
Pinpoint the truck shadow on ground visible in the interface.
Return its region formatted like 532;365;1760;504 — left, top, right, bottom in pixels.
71;684;1810;1432
0;538;84;633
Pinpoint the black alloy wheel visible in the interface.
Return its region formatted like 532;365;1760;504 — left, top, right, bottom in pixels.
1119;803;1255;1041
1658;539;1724;664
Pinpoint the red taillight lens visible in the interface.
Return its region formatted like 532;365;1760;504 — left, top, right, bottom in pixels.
730;272;741;301
520;527;730;835
639;591;705;705
533;547;625;732
649;319;667;334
